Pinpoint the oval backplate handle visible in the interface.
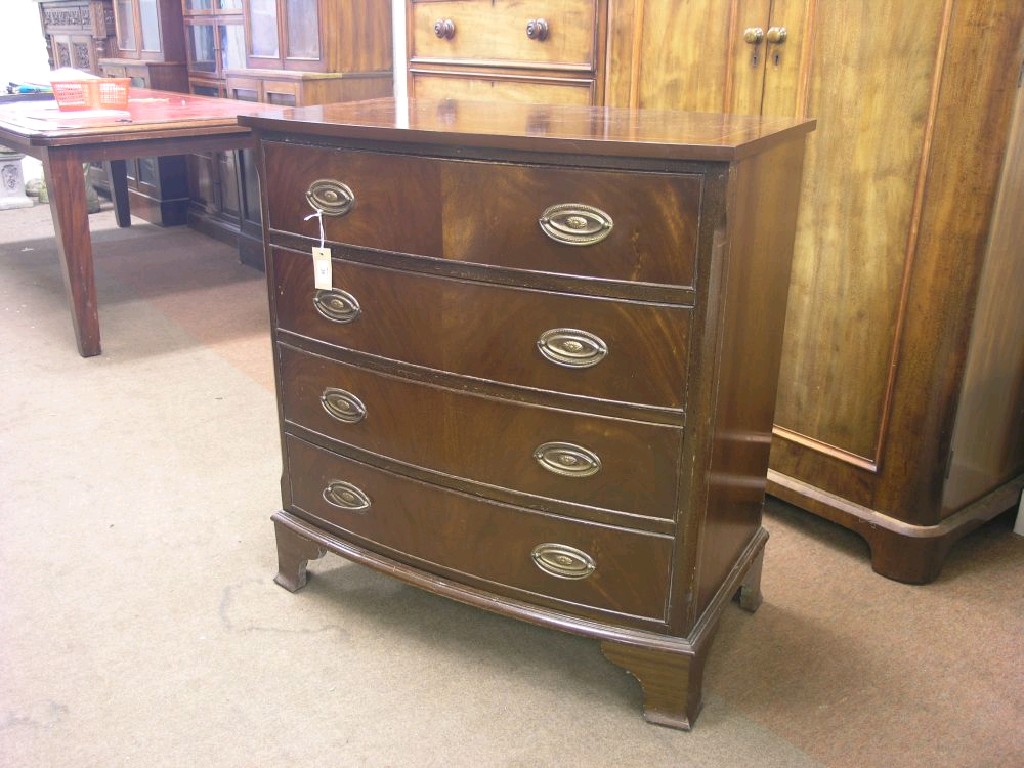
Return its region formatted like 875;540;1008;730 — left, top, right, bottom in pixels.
531;543;596;580
322;480;372;512
321;387;367;424
533;441;602;478
313;288;361;324
537;328;608;369
306;179;355;217
538;203;613;246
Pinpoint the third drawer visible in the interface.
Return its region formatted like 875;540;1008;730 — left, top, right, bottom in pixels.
279;343;683;521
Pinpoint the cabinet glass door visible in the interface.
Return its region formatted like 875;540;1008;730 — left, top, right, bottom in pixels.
250;0;280;58
139;0;162;52
185;0;242;9
187;23;217;73
286;0;319;60
116;0;137;50
222;22;247;70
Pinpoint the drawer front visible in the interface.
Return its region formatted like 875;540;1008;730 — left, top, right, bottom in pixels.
285;434;673;622
280;345;682;518
272;249;691;409
264;142;700;288
410;0;598;70
410;70;596;106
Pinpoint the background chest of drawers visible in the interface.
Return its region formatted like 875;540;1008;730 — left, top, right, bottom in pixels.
406;0;605;105
241;98;814;729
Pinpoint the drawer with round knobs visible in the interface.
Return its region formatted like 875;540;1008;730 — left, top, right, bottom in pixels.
284;433;674;624
409;0;599;70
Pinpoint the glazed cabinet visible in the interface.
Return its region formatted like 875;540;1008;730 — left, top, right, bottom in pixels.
183;0;392;266
605;0;1024;583
232;0;392;107
240;98;813;729
406;0;606;104
98;0;190;225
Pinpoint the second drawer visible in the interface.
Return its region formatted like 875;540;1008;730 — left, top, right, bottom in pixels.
272;248;692;409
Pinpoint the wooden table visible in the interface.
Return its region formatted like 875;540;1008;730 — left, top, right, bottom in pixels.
0;89;285;356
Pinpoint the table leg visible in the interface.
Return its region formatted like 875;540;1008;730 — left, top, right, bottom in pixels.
106;160;131;228
41;147;101;357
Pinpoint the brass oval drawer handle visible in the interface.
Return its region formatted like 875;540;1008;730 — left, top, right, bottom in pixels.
533;441;602;478
322;480;372;512
525;18;549;41
531;543;596;580
321;387;367;424
306;179;355;217
537;328;608;369
312;288;361;324
538;203;613;246
433;18;456;39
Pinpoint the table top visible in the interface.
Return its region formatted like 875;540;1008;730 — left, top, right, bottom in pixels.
0;88;287;148
238;97;816;162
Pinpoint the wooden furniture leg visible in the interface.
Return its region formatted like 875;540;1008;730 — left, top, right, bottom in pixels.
106;160;132;228
272;516;327;592
600;640;713;730
738;546;765;612
41;146;101;357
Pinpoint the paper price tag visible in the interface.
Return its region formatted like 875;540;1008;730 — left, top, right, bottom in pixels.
312;246;333;290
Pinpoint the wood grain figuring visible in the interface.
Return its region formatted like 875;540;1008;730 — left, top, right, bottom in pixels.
757;0;812;117
325;0;393;73
635;0;770;114
265;140;701;287
272;250;693;408
602;0;640;108
279;344;684;519
773;1;944;464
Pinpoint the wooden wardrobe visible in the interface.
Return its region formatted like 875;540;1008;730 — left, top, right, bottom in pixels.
602;0;1024;582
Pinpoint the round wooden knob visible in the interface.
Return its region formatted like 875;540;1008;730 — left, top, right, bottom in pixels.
526;18;549;41
433;18;456;39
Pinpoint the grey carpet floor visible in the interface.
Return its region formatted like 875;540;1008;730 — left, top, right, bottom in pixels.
0;204;1021;767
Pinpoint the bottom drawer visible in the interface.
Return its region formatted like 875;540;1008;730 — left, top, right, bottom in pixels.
285;434;673;623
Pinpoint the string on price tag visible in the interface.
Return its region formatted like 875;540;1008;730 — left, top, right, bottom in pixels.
304;208;333;290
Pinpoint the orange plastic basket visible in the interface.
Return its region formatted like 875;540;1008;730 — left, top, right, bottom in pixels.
51;78;130;112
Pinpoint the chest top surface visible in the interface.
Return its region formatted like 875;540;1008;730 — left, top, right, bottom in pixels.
239;97;814;161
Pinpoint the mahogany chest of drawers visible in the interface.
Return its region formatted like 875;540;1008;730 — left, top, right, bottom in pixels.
240;99;813;729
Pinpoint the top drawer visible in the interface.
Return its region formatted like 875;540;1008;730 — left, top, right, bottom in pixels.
264;141;701;289
409;0;599;71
